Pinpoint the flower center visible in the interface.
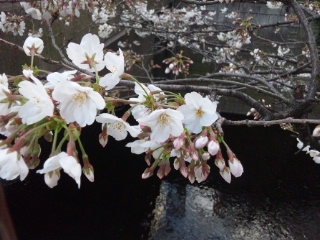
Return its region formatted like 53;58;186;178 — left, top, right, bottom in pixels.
114;122;124;130
72;91;87;106
158;113;169;126
195;108;204;118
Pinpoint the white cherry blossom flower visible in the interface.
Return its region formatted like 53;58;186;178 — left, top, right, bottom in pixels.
99;49;124;90
18;75;54;125
23;36;44;56
129;82;163;119
0;73;8;87
126;139;152;154
44;70;77;89
66;33;105;72
0;81;11;115
0;148;29;181
44;170;60;188
96;113;140;141
177;92;218;134
126;139;161;156
52;81;105;127
37;152;82;188
137;109;184;142
22;69;33;78
20;2;42;20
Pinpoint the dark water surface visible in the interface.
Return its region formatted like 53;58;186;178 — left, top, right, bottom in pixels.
3;113;320;240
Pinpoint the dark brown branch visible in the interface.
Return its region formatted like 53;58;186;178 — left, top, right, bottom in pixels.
119;80;273;119
154;77;290;103
0;37;69;69
222;117;320;126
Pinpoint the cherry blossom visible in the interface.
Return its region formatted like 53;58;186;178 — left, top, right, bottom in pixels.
44;70;77;89
96;113;140;141
66;33;105;72
129;82;163;119
137;109;184;142
0;74;11;115
52;81;105;127
20;2;42;20
18;75;54;125
23;36;44;56
37;152;82;188
0;148;29;181
0;73;8;87
177;92;218;134
99;49;124;90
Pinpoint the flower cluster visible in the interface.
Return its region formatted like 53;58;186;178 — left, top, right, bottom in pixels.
0;12;25;36
0;33;244;189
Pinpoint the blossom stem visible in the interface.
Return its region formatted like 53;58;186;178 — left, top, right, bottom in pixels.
51;125;61;155
76;137;87;161
30;55;34;69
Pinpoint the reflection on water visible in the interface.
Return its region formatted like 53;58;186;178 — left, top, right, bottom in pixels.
149;179;320;240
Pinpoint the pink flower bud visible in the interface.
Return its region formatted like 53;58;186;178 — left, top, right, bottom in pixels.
188;172;195;184
208;140;219;156
174;158;180;170
191;151;199;161
215;158;225;171
220;167;231;184
83;164;94;182
202;152;210;161
157;164;165;179
228;158;244;177
195;136;209;149
142;167;153;179
173;137;184;150
195;163;210;183
180;164;188;178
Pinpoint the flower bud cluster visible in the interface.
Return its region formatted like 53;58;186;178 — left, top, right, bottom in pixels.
0;12;25;36
163;51;194;76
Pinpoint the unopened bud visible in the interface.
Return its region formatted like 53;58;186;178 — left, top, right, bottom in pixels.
220;167;231;184
208;140;219;156
228;157;244;177
195;136;209;149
